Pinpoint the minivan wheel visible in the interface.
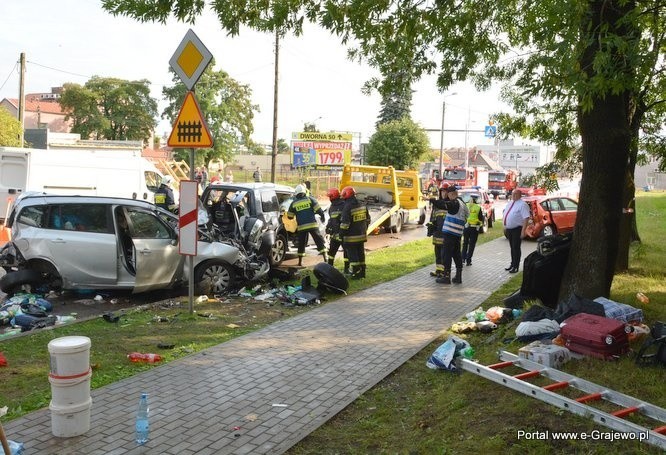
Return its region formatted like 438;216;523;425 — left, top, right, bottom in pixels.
0;269;44;296
195;260;235;295
31;261;63;292
270;232;288;266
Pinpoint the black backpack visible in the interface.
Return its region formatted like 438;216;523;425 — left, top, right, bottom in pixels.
635;321;666;366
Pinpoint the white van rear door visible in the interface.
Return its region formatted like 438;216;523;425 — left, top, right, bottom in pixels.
0;149;29;221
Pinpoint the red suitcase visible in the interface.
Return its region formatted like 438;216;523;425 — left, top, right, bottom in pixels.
560;313;630;360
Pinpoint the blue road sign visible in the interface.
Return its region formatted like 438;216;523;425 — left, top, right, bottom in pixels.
485;125;497;138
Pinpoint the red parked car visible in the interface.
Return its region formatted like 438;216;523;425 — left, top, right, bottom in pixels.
523;195;578;239
516;185;547;197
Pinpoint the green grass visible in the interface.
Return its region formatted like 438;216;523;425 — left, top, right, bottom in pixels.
288;191;666;455
0;193;663;455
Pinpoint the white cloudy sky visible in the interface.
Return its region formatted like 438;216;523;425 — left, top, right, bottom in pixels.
1;0;516;149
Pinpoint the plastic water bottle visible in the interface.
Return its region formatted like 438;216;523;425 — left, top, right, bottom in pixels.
135;393;150;445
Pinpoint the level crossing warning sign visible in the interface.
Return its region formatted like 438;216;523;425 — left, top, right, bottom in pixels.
167;91;213;148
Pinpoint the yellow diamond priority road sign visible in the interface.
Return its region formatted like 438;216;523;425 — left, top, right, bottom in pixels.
167;91;213;148
169;29;213;90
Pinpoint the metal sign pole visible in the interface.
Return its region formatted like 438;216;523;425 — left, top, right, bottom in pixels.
188;147;195;314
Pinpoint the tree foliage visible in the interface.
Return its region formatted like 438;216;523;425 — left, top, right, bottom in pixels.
375;72;413;128
365;117;430;169
162;60;258;165
60;77;157;142
103;0;665;301
0;108;21;146
277;138;290;154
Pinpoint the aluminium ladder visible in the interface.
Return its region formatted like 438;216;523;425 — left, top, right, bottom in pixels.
460;351;666;450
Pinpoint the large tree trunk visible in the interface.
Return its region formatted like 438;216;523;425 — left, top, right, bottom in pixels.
615;140;640;272
559;0;635;301
615;94;646;272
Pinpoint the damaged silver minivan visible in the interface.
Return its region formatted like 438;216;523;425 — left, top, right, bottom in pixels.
0;193;272;296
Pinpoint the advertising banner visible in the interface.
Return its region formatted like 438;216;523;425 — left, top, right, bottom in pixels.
291;133;353;168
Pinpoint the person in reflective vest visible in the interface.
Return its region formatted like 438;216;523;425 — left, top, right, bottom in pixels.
339;186;370;279
426;183;449;278
154;176;177;212
461;194;485;266
325;188;350;274
286;184;327;266
431;186;469;284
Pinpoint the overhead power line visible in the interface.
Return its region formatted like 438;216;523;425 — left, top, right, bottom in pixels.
0;62;18;92
26;60;91;79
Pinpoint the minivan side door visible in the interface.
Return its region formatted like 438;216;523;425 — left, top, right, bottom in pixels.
44;203;118;287
124;206;183;292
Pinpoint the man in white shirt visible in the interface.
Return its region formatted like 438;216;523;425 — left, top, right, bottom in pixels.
503;189;531;273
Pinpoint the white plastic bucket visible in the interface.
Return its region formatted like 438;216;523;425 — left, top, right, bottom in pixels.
50;397;92;437
48;336;91;377
49;368;92;407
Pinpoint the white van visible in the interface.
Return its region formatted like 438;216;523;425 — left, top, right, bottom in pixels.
0;147;164;221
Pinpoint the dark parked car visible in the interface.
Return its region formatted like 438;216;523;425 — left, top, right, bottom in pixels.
201;182;296;265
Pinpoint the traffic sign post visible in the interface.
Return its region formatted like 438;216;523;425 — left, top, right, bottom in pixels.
178;181;199;256
168;29;214;313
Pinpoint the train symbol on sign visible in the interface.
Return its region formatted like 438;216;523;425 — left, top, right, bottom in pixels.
167;92;213;148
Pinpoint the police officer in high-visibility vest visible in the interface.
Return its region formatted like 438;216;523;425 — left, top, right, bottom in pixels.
339;186;370;279
154;176;177;212
426;182;449;278
286;184;327;266
325;188;350;274
431;185;469;284
461;194;485;266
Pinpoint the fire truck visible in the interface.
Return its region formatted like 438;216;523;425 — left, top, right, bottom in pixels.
423;166;489;194
441;166;489;191
487;169;518;199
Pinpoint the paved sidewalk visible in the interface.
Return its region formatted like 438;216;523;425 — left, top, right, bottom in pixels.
4;237;533;454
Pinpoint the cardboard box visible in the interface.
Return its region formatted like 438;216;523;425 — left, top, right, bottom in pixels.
518;341;571;369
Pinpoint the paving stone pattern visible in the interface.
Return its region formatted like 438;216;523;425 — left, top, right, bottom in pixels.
4;238;534;454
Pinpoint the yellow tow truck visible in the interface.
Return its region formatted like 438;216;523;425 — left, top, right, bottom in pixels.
339;164;427;234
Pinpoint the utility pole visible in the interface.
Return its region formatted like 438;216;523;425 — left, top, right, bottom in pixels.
18;52;26;147
270;30;279;183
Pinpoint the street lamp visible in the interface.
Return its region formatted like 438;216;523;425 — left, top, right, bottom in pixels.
439;93;457;179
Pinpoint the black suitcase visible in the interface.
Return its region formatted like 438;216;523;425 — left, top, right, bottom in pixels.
537;233;573;256
520;236;572;309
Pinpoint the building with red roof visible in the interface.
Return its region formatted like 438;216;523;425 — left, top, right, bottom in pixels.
0;87;72;132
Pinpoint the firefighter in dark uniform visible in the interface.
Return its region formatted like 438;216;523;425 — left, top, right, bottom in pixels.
154;176;177;212
461;193;485;266
286;184;327;266
427;182;449;278
339;186;370;279
432;185;469;284
325;188;350;274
